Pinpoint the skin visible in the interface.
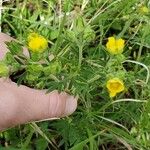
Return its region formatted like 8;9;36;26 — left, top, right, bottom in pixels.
0;33;77;131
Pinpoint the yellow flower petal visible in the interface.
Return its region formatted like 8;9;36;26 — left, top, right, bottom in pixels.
106;78;125;98
106;36;125;55
109;91;117;98
116;39;125;53
28;33;48;53
106;37;117;53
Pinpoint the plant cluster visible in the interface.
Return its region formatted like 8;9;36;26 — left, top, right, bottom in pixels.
1;0;150;149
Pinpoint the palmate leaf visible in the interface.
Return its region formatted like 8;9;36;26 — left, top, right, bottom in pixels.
51;119;82;149
35;138;48;150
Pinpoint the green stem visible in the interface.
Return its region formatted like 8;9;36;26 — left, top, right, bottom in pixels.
78;45;83;69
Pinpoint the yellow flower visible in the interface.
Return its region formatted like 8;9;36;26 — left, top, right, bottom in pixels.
140;6;149;14
28;33;48;53
106;78;125;97
106;37;125;55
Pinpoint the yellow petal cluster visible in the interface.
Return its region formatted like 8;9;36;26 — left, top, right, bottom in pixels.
106;37;125;55
28;33;48;53
106;78;125;97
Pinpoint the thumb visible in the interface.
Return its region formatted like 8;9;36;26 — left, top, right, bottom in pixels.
0;79;77;130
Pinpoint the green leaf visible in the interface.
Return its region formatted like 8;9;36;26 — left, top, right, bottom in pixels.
5;41;23;55
35;138;48;150
83;26;95;42
50;30;59;40
43;61;61;75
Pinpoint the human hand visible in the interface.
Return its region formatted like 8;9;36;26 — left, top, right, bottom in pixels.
0;33;77;131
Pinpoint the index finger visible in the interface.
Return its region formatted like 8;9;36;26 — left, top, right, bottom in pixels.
0;33;13;60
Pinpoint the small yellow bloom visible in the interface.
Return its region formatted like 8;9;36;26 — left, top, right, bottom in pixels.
106;37;125;55
106;78;125;97
28;33;48;53
140;6;149;14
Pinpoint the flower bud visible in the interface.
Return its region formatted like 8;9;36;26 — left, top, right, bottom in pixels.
0;62;9;77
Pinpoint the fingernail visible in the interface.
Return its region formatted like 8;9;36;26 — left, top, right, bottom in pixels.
64;96;77;116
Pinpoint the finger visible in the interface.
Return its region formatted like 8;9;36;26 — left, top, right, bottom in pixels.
0;32;29;60
0;80;77;131
0;33;13;59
